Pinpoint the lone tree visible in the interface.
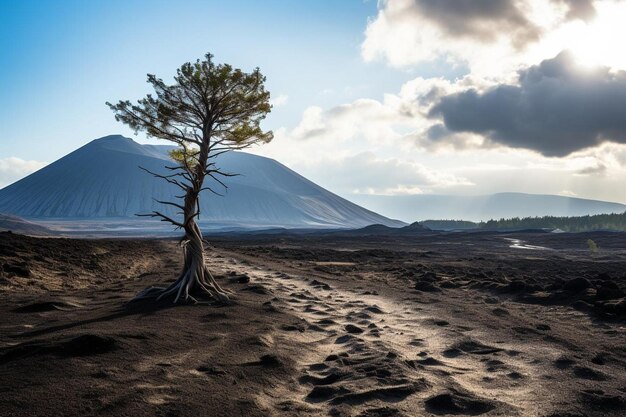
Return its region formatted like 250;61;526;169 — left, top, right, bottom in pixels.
107;53;272;304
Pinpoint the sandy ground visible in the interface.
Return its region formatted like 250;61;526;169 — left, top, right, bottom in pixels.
1;231;625;416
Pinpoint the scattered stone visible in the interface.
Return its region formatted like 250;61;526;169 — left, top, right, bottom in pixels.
414;281;440;292
345;324;364;334
241;284;269;294
281;323;305;332
563;278;591;292
597;282;624;300
419;271;437;282
310;279;331;290
572;300;593;311
554;357;576;369
259;354;282;367
228;274;250;284
424;390;495;415
492;307;509;316
307;385;349;401
2;262;30;277
573;366;607;381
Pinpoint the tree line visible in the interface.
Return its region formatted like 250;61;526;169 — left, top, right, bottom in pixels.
423;212;626;232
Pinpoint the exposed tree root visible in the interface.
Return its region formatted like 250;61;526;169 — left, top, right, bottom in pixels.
132;228;231;305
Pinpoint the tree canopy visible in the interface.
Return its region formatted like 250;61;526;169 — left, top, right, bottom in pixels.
107;53;273;304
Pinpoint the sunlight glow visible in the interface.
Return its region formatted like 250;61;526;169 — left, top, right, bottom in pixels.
567;2;626;70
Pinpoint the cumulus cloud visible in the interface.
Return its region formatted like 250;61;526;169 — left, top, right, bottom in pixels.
361;0;616;77
409;0;541;46
253;83;475;197
290;99;407;144
576;160;607;175
322;153;473;195
0;157;46;188
554;0;596;20
429;51;626;156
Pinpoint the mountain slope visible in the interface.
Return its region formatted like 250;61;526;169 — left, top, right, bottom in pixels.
0;214;51;236
351;193;626;223
0;135;403;229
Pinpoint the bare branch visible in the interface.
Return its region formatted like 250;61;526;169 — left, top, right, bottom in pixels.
136;211;184;228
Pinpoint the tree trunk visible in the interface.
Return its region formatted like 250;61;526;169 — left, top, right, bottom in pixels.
133;189;230;304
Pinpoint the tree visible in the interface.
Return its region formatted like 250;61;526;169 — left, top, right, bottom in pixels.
107;53;272;304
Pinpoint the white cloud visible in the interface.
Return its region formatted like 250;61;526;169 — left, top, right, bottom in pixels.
362;0;626;79
270;94;289;107
0;157;47;188
251;41;626;204
324;152;473;195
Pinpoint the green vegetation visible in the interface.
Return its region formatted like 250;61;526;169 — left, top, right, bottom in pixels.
480;212;626;232
422;212;626;232
587;239;599;253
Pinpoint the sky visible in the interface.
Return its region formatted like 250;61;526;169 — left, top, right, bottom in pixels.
2;0;626;206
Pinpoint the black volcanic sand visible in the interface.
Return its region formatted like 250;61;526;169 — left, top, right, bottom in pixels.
1;231;626;416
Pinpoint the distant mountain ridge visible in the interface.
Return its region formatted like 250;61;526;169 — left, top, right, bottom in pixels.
0;214;51;236
0;135;404;229
351;193;626;223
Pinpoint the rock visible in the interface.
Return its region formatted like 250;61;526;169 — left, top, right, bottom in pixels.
424;390;495;415
597;282;624;300
591;353;608;365
262;301;279;312
492;307;509;316
241;284;269;294
345;324;364;334
414;281;440;292
2;262;31;277
419;271;437;282
259;354;282;367
563;277;591;292
572;300;593;311
310;279;331;290
228;274;250;284
281;323;305;332
554;357;576;369
573;366;608;381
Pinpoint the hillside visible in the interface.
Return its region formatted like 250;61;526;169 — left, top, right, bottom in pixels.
0;135;403;230
0;214;51;236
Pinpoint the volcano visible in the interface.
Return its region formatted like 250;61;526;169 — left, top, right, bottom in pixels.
0;135;403;230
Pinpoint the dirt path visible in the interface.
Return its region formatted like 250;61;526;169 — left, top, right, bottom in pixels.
213;248;626;417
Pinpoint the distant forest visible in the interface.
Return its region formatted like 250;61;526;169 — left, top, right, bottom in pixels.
423;212;626;232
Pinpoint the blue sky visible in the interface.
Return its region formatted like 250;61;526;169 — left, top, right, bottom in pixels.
2;0;626;207
1;0;424;159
